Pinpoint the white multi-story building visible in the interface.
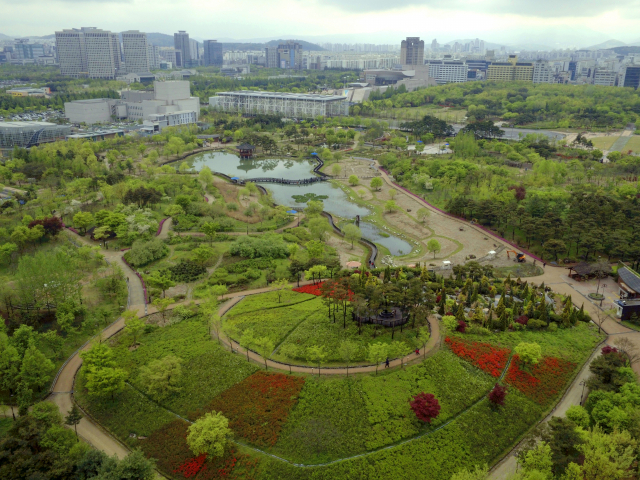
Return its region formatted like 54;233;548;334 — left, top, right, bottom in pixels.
210;91;349;118
425;60;468;84
122;30;150;73
532;60;554;83
64;80;200;125
592;69;618;86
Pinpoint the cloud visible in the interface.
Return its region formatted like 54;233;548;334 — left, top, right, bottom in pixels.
311;0;640;17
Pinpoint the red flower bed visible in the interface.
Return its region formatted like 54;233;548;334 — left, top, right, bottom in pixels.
505;354;576;405
200;372;305;447
445;337;510;377
140;419;258;479
293;283;325;295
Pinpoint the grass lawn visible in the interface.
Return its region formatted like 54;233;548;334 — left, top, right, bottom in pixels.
590;135;619;151
624;135;640;153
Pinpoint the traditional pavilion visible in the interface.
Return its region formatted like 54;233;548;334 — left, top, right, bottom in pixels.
236;143;256;158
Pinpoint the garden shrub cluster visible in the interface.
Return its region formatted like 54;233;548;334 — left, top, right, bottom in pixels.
226;258;275;274
126;238;169;267
204;372;305;447
505;354;576;405
226;290;315;317
228;234;289;259
445;337;510;377
167;261;208;283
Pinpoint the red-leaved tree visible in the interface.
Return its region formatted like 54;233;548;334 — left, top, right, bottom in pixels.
409;393;441;423
488;384;507;406
601;346;618;355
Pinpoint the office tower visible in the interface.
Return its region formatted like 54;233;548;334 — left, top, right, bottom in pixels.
55;27;121;78
13;39;45;60
55;28;88;76
189;38;200;64
174;30;191;67
619;65;640;89
122;30;150;73
147;44;160;70
204;40;223;66
400;37;424;66
431;39;439;51
84;28;118;79
276;40;302;69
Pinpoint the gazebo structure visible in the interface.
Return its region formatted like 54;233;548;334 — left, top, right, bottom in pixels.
236;143;256;158
567;262;593;280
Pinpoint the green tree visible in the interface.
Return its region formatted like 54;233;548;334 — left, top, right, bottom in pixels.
73;211;93;234
40;330;64;359
152;297;174;322
308;217;331;241
427;239;441;258
123;311;145;347
370;177;383;190
577;427;636;480
306;345;327;376
418;326;431;358
65;404;83;440
20;345;54;391
85;366;127;399
367;342;389;375
79;342;115;370
138;355;182;399
192;245;216;265
348;174;359;186
305;200;324;217
515;342;542;366
145;271;175;298
518;441;553;479
385;200;398;212
343;224;362;248
331;163;342;176
255;337;275;370
417;208;430;223
187;411;232;458
338;340;357;377
450;465;489;480
271;278;292;303
202;222;220;245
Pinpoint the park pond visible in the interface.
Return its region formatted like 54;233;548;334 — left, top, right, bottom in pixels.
187;151;371;218
187;151;417;256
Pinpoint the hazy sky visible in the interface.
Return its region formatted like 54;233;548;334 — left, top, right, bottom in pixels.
1;0;640;47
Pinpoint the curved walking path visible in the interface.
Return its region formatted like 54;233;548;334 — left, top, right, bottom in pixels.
47;231;148;458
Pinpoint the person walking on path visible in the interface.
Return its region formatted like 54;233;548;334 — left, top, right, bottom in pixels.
415;348;420;355
385;357;390;368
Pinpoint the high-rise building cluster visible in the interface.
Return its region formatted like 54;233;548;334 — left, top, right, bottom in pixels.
51;27;223;78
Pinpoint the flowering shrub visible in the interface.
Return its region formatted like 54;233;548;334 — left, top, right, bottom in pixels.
409;392;441;423
505;354;576;405
445;337;510;377
456;320;467;333
175;454;207;478
202;372;305;447
293;283;325;295
488;384;507;406
515;315;529;326
141;419;259;479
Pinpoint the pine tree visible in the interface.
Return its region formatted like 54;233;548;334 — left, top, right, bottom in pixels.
576;304;585;323
496;295;506;318
561;296;573;328
438;289;446;315
525;299;535;319
538;297;548;324
455;303;465;323
473;307;485;325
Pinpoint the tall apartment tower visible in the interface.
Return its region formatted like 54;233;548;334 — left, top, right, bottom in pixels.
122;30;150;73
174;31;191;68
400;37;424;66
189;38;200;64
203;40;223;66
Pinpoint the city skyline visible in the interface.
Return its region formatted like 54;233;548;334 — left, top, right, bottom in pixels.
1;0;640;49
